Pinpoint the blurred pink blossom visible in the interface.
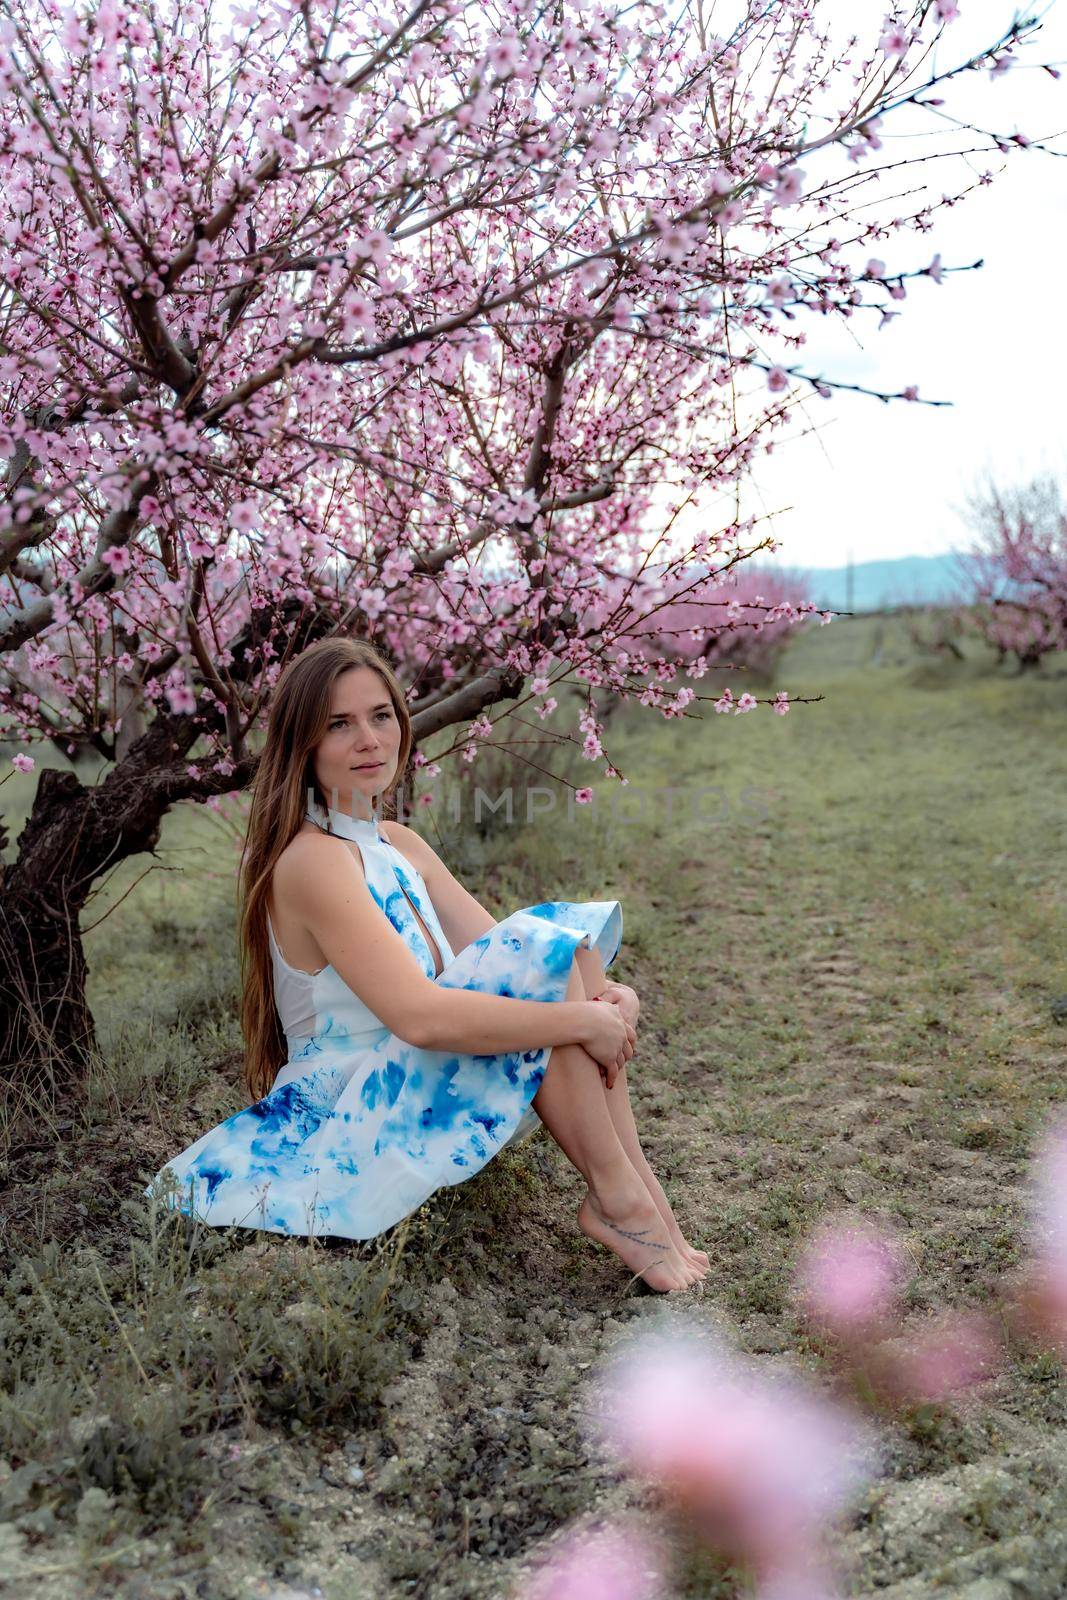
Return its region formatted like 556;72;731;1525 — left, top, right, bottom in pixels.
516;1521;667;1600
165;682;196;716
597;1330;879;1574
890;1311;1002;1405
795;1218;909;1339
878;27;910;57
755;1548;847;1600
1021;1112;1067;1347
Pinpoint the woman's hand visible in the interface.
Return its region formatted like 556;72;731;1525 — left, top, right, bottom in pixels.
578;999;635;1090
597;981;640;1031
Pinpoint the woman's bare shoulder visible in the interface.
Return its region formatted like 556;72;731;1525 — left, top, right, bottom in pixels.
273;824;365;886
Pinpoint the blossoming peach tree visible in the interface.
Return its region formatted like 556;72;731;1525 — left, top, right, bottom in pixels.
962;475;1067;671
0;0;1050;1089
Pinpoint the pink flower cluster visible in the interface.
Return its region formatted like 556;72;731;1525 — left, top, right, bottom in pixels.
519;1327;878;1600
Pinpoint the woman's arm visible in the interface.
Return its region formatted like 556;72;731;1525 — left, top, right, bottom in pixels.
282;833;604;1055
386;825;639;1051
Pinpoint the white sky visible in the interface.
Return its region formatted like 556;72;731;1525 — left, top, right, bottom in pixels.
737;0;1067;571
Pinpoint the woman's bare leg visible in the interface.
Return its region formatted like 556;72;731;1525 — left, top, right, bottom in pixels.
532;961;700;1292
599;1063;710;1273
572;946;710;1273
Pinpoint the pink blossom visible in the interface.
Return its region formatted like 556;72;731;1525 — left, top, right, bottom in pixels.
101;545;132;574
773;166;806;207
767;366;789;393
517;1520;666;1600
486;34;521;75
772;692;790;715
935;0;960;21
734;692;758;713
878;27;910;57
358;586;387;619
891;1311;1001;1405
598;1330;878;1572
901;384;919;401
1031;1113;1067;1265
795;1219;908;1337
866;258;886;278
755;1549;846;1600
714;688;734;713
574;787;594;805
228;500;258;533
11;751;35;773
1023;1113;1067;1339
925;253;944;284
166;683;196;716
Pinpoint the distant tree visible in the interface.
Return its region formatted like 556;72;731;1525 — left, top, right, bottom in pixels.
903;603;967;662
959;476;1067;672
606;560;813;695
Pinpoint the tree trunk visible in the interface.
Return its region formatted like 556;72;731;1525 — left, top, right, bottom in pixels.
0;722;211;1113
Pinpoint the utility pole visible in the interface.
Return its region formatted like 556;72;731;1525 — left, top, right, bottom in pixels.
846;545;854;614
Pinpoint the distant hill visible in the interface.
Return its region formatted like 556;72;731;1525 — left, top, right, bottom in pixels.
792;551;982;614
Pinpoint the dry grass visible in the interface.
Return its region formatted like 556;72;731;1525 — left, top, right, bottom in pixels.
2;611;1067;1598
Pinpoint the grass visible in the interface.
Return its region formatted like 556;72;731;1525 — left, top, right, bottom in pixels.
2;610;1067;1597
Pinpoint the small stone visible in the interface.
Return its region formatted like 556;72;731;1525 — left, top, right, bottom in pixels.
374;1455;404;1495
528;1426;555;1463
345;1465;365;1487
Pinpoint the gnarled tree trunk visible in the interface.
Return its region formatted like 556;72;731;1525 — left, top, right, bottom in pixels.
0;724;211;1111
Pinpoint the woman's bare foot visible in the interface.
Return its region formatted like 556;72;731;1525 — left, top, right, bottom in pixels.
578;1188;700;1292
625;1161;710;1274
654;1204;710;1274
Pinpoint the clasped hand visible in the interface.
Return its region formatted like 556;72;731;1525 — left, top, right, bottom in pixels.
582;982;640;1091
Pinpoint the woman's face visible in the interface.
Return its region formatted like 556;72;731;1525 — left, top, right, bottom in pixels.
310;667;402;821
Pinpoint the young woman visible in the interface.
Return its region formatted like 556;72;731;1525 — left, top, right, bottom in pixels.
148;638;709;1293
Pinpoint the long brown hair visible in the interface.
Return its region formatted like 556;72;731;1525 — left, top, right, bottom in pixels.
238;638;414;1104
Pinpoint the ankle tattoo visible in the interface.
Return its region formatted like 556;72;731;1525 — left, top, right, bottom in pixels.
604;1219;668;1251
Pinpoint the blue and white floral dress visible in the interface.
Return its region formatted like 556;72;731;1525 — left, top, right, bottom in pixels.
145;801;623;1240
